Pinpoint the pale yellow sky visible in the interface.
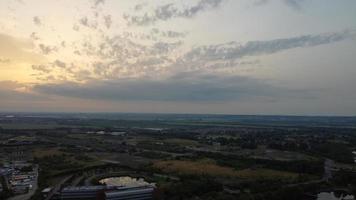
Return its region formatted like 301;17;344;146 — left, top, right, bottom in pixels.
0;33;45;82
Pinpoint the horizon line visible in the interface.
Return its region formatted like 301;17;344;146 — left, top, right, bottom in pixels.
0;110;355;118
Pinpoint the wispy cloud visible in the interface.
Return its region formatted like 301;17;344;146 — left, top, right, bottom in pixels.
30;29;356;82
32;64;52;73
93;0;105;7
254;0;309;10
103;15;112;29
180;29;356;65
283;0;307;10
33;16;41;26
0;58;11;63
125;0;224;26
253;0;269;6
38;44;57;55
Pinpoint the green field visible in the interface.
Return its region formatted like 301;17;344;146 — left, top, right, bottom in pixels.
153;159;299;180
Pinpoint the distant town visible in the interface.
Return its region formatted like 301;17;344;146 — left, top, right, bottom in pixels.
0;113;355;200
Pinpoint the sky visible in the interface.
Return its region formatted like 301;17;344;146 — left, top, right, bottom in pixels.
0;0;356;115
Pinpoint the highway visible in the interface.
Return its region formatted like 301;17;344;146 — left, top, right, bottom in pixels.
44;175;73;200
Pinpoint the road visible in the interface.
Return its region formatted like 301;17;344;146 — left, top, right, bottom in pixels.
70;175;84;186
323;159;335;181
44;175;73;200
287;158;336;188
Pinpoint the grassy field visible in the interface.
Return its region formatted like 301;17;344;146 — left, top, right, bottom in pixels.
33;147;104;174
153;160;299;180
161;138;199;146
126;136;199;147
32;147;64;158
242;146;318;161
0;123;62;129
153;159;237;177
234;168;299;179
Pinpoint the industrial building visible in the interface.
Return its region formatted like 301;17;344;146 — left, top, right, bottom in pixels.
104;186;155;200
59;185;155;200
60;186;107;200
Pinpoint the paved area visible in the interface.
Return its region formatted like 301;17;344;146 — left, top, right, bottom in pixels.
7;165;38;200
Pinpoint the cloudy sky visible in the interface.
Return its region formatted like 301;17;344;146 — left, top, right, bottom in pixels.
0;0;356;115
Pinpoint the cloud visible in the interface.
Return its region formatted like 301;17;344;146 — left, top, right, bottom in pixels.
15;0;24;4
253;0;269;6
39;44;57;55
32;64;52;73
152;41;183;54
165;31;187;38
134;2;147;11
80;17;89;26
103;15;112;29
53;60;66;68
180;29;356;65
31;60;68;75
33;16;41;26
0;81;45;102
26;27;356;83
30;32;40;40
151;29;187;38
79;16;98;29
30;29;355;83
94;0;105;7
254;0;309;10
283;0;306;10
73;34;184;79
125;0;224;26
0;58;11;63
33;72;307;102
73;70;92;81
0;81;23;90
73;24;80;31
